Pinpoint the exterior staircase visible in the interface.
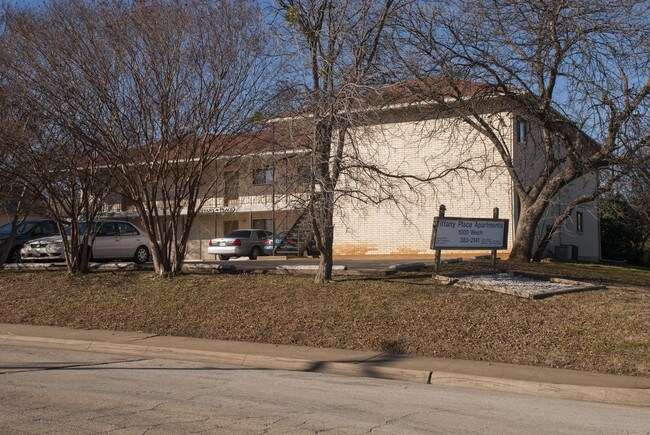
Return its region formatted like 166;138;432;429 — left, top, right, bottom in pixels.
274;204;317;256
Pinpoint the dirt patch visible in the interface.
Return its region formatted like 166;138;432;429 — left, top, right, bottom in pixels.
0;263;648;377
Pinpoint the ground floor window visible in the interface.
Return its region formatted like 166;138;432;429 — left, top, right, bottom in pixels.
576;211;583;233
253;219;274;232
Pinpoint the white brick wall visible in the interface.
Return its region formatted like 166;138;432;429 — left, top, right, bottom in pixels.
333;115;514;256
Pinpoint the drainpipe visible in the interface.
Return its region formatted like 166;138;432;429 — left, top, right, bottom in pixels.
272;124;276;254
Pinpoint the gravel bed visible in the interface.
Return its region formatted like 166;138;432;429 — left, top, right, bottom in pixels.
455;273;604;299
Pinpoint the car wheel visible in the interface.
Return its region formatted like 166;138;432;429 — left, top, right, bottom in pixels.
133;246;150;264
8;247;21;263
218;254;230;261
249;246;261;260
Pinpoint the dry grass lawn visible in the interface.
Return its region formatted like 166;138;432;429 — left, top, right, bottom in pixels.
0;261;648;377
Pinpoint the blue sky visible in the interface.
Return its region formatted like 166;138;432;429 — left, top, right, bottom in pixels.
6;0;47;9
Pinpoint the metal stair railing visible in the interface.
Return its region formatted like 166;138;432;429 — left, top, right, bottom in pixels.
274;200;317;255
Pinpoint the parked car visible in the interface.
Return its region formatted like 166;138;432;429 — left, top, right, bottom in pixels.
262;231;320;257
207;229;271;260
262;231;293;256
0;219;59;263
21;220;150;264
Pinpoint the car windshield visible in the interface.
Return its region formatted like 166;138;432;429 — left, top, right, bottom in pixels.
0;222;36;235
225;230;251;238
63;222;98;235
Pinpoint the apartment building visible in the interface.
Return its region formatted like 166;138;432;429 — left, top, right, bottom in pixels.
103;93;601;262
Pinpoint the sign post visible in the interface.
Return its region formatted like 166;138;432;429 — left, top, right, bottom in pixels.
433;205;445;273
430;206;509;274
491;207;499;269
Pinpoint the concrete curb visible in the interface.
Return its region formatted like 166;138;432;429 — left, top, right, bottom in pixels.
1;332;648;408
276;265;348;271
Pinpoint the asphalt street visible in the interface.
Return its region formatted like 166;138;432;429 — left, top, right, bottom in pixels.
2;345;649;434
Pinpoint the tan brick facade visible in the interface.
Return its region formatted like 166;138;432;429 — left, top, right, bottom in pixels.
332;114;515;256
103;106;601;261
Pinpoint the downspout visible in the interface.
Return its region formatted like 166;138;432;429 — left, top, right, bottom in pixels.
558;192;562;246
272;123;276;254
596;170;602;262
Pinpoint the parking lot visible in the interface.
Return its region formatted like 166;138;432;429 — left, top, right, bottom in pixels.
7;254;483;275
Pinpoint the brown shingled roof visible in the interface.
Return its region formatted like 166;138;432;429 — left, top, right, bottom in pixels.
123;128;310;164
372;78;498;106
126;78;497;162
270;78;500;120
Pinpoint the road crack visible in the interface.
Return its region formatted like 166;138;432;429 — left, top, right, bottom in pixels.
0;358;150;375
367;412;418;433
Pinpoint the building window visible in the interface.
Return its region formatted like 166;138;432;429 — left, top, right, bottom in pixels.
298;166;311;183
253;219;274;232
516;118;526;143
253;167;274;185
576;211;583;233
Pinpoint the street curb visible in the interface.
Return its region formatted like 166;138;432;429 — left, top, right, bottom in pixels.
1;333;648;408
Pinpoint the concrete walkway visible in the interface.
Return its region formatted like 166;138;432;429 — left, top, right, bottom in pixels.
1;323;648;408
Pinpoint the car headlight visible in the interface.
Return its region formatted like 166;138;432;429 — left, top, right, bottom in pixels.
46;243;63;253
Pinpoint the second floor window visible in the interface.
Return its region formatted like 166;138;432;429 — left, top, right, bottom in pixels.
298;165;311;183
516;117;527;144
253;167;274;185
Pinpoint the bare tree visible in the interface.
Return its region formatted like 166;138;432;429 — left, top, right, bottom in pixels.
4;0;273;277
395;0;650;261
0;63;33;266
2;3;126;274
613;141;650;255
275;0;406;282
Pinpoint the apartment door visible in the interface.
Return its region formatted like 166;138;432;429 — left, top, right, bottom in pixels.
224;171;239;206
223;220;239;235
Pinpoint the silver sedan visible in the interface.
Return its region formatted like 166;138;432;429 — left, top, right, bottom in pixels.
207;229;271;261
21;220;150;264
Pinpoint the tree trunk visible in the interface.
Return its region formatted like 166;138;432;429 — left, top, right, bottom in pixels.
152;248;174;278
314;223;334;283
0;186;29;268
508;201;548;262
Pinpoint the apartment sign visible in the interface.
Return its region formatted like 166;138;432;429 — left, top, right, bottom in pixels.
199;206;237;214
431;217;508;250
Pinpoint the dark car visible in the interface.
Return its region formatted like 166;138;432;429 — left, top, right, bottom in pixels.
262;231;320;257
0;219;59;263
262;231;295;256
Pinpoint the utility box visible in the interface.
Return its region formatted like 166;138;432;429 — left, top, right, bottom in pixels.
555;245;579;261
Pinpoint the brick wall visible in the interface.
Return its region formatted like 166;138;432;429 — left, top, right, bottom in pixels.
333;114;514;256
